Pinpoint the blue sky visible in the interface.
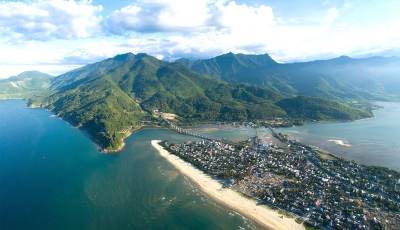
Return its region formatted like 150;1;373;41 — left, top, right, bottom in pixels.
1;0;399;78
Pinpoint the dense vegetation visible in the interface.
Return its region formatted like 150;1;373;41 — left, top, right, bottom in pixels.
27;54;291;150
0;71;53;98
32;76;144;151
19;53;377;151
276;96;374;121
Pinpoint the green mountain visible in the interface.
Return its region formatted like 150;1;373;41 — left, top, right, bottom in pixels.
27;54;286;151
276;96;373;121
176;53;398;100
25;53;374;152
0;71;53;98
291;56;400;98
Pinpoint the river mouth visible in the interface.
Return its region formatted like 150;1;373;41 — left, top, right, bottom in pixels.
186;102;400;171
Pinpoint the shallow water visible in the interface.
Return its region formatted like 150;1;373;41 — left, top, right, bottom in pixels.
274;101;400;171
188;102;400;171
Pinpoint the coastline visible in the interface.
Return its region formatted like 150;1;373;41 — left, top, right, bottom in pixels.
100;126;167;153
151;140;305;230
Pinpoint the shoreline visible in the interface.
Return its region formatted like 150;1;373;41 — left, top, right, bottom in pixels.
151;140;305;230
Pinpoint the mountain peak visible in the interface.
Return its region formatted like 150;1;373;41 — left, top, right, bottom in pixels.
113;53;135;61
14;71;53;79
135;53;149;59
338;55;351;59
217;52;238;60
222;52;235;56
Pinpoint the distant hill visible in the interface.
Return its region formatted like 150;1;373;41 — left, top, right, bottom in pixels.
291;56;400;98
276;96;373;121
177;53;399;100
0;71;53;98
25;53;373;152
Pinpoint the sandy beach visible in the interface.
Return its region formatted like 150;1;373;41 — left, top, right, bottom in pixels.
151;140;305;230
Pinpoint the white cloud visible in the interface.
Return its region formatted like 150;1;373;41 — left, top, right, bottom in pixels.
106;0;275;34
103;0;277;60
106;0;212;34
326;8;339;27
0;0;103;41
211;1;275;30
335;22;348;29
0;64;82;79
62;39;129;64
0;0;400;78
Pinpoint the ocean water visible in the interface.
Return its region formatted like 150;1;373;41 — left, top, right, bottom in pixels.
1;100;399;230
274;101;400;171
0;100;260;230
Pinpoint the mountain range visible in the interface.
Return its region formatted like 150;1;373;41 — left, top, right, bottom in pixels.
291;55;400;97
2;52;397;151
177;53;400;100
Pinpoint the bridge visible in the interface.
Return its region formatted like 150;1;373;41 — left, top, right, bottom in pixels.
159;112;233;144
267;125;289;144
266;125;279;138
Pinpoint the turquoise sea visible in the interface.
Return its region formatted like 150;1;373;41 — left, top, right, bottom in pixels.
0;100;399;229
0;100;260;230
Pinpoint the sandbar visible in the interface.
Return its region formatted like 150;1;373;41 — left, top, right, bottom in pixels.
327;139;352;147
151;140;305;230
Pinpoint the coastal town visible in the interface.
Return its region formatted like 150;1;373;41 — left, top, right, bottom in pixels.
160;128;400;230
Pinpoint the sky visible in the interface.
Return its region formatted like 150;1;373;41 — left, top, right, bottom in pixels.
0;0;399;78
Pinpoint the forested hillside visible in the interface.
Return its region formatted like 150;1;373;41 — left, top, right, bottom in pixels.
276;96;374;121
0;71;53;98
26;54;286;151
23;53;376;152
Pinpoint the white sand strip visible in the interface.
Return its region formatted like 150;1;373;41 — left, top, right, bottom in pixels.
327;139;352;147
151;140;305;230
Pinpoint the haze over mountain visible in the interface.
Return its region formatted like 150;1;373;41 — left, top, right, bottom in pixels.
291;56;400;97
16;53;374;151
177;53;400;101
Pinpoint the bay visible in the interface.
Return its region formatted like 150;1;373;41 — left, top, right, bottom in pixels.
1;100;398;230
274;101;400;171
0;100;260;230
189;102;400;171
183;102;400;171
